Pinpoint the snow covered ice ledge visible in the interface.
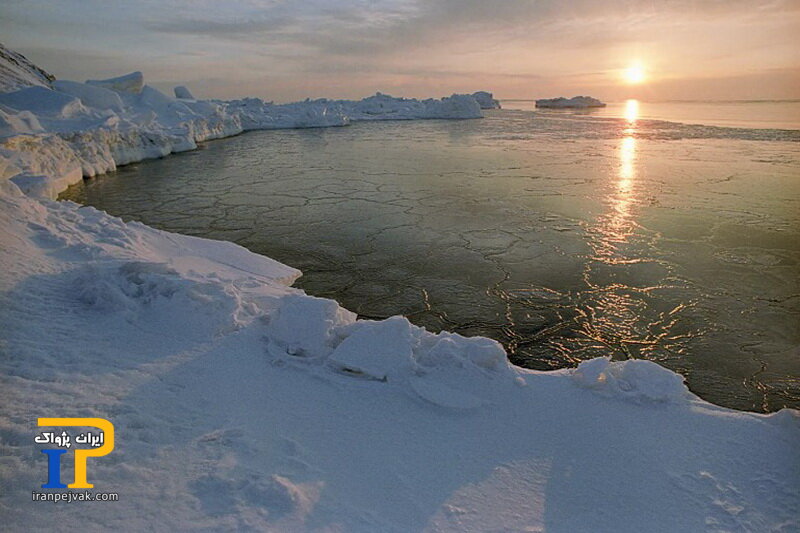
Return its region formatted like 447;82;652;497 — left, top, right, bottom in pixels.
0;67;484;200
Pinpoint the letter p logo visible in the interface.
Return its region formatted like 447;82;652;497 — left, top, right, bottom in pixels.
38;418;114;489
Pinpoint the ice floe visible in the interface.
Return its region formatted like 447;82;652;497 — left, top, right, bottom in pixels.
535;95;606;108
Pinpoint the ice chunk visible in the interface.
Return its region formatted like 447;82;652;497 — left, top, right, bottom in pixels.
174;85;195;99
266;293;356;358
329;316;415;380
472;91;501;109
344;92;483;120
535;96;606;108
572;357;690;402
0;108;43;136
0;86;86;118
52;79;124;112
417;332;507;371
86;71;144;94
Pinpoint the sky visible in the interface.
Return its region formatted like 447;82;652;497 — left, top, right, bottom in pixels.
1;0;799;102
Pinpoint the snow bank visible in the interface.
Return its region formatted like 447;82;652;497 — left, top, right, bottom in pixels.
52;79;124;112
535;95;606;108
1;65;486;199
334;92;482;121
0;85;86;118
225;97;350;130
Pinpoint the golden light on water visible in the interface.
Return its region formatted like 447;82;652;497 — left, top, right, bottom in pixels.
592;104;639;260
619;135;636;184
624;99;639;123
623;64;646;84
620;100;639;183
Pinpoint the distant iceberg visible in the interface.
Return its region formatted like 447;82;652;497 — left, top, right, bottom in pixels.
173;85;195;100
535;95;606;108
472;91;501;109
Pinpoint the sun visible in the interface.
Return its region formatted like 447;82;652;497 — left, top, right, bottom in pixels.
624;64;646;84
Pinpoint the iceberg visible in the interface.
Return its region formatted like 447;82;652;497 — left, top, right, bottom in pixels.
173;85;195;99
535;95;606;108
472;90;502;109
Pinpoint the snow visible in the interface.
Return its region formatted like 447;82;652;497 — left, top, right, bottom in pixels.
86;71;145;94
536;95;607;108
338;92;483;121
0;42;54;92
572;357;690;403
174;85;194;99
472;91;502;109
1;183;798;530
0;70;486;200
0;86;87;118
1;47;798;531
52;80;125;112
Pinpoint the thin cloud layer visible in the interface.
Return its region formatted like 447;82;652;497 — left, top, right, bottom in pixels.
1;0;798;101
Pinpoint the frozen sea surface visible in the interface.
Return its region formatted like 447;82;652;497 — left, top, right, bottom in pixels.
503;99;800;130
61;107;800;412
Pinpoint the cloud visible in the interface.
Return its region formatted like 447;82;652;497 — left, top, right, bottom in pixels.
2;0;799;100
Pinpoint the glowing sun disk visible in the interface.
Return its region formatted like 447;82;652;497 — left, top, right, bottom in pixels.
624;64;646;84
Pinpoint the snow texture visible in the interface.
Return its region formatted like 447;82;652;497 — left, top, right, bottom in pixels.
0;41;54;92
1;45;798;532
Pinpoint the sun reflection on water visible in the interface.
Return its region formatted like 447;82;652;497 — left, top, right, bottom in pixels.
619;136;636;184
594;100;640;257
624;99;639;123
580;99;647;357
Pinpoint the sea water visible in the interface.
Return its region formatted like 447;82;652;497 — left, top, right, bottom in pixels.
60;101;800;412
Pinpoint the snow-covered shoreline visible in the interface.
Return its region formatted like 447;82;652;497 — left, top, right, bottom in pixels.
1;48;798;531
1;66;493;200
